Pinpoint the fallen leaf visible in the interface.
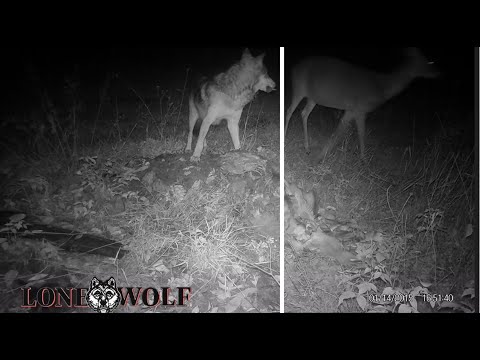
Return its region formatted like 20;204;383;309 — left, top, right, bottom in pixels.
9;214;26;222
28;273;49;281
4;270;19;287
465;224;473;238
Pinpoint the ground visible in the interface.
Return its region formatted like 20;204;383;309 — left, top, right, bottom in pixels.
284;91;476;313
0;87;280;313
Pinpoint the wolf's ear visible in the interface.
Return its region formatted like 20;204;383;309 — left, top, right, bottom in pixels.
256;52;265;63
242;48;253;60
107;277;116;287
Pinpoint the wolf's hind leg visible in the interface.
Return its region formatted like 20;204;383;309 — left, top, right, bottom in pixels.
191;112;215;162
185;97;198;152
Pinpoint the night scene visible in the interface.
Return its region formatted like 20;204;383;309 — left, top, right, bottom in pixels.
0;47;280;313
284;47;477;313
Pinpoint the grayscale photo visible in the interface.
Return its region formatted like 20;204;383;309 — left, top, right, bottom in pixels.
284;47;476;313
0;47;280;313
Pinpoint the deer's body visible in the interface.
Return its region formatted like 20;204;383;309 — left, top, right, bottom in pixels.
285;48;439;160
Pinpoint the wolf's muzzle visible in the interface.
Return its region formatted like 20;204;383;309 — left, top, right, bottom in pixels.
266;85;276;93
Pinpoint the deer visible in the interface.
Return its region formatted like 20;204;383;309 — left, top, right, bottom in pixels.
284;48;439;161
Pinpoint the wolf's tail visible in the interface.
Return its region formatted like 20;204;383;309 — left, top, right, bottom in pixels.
190;75;211;136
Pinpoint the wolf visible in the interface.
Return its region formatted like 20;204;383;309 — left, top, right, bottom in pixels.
185;48;276;162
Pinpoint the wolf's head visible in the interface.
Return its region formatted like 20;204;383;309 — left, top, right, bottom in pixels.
241;48;276;93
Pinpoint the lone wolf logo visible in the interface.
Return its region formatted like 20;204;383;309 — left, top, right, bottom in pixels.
185;48;276;162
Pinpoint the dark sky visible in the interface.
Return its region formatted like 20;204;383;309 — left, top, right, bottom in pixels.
0;46;474;117
8;47;278;81
2;47;279;115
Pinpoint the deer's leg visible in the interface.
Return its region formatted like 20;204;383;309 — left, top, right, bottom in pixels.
285;93;304;136
354;112;366;159
300;99;316;154
318;110;355;161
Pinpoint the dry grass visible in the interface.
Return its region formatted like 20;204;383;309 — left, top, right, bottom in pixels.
285;109;476;313
0;76;280;313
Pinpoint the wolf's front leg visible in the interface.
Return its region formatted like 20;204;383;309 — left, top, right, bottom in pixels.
185;131;193;153
226;110;242;150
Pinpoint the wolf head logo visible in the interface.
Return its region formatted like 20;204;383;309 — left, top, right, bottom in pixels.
86;277;120;313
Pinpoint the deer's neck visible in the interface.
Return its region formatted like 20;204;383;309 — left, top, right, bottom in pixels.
380;64;417;101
